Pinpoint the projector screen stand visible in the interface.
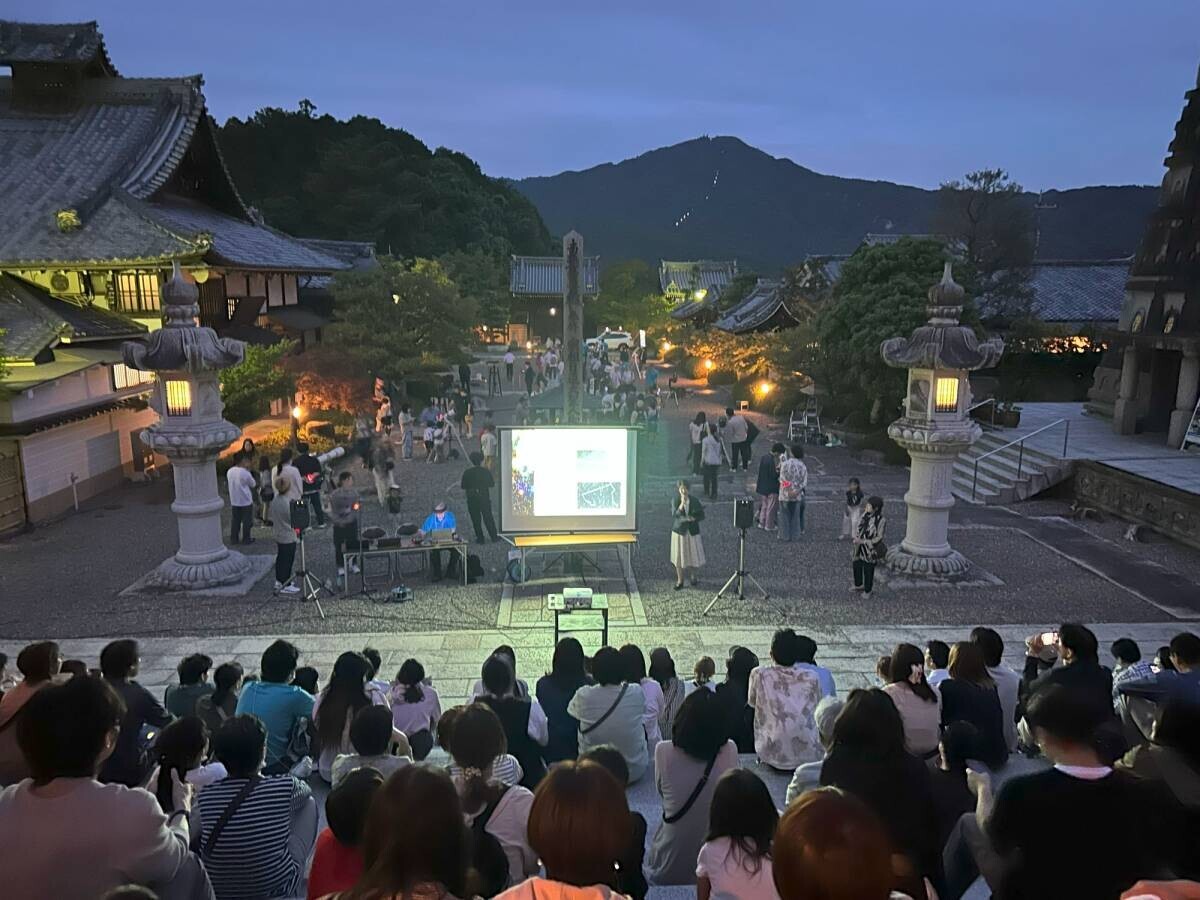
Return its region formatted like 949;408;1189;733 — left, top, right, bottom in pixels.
704;526;767;615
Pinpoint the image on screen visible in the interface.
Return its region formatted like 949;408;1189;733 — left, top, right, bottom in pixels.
500;427;638;533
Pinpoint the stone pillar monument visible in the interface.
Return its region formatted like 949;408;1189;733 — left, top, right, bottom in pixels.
562;230;585;422
122;264;253;589
880;263;1005;579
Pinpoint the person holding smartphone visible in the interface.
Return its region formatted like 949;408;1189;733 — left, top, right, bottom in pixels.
670;480;705;589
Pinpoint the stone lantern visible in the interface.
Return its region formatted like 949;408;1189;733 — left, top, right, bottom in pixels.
122;264;254;589
880;263;1004;579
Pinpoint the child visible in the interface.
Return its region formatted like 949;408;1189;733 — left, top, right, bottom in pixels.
685;656;717;697
330;705;411;787
841;477;864;541
307;767;384;900
422;422;436;462
697;769;780;900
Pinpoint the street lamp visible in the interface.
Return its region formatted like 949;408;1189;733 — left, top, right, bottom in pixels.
291;401;302;448
704;359;714;371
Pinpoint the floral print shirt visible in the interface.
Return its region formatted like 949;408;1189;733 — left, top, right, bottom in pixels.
747;664;823;769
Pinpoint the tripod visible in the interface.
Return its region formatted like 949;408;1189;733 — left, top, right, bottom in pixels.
294;531;331;618
704;526;768;615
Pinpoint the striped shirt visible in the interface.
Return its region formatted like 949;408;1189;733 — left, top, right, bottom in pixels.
196;775;310;899
448;753;524;787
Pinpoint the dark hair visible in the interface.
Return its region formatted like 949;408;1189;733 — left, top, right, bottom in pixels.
829;688;906;761
672;688;729;761
948;641;994;688
887;643;937;703
177;653;213;687
970;627;1005;668
100;639;138;680
317;652;373;749
276;447;293;473
726;647;759;684
579;744;629;786
396;659;426;704
326;767;384;846
492;644;517;666
1170;631;1200;667
1110;638;1141;666
16;641;60;683
693;412;707;426
436;706;461;750
349;704;394;757
707;769;778;872
469;450;484;466
592;647;625;686
154;717;208;813
925;640;950;670
1154;700;1200;769
773;787;898;900
258;454;271;471
261;639;300;683
528;761;630;887
940;721;980;774
338;471;353;485
648;648;677;687
1025;684;1107;745
771;629;799;667
1155;646;1177;672
361;647;382;679
449;703;508;813
348;765;470;900
548;638;588;686
101;888;159;900
618;644;647;683
772;442;786;454
18;676;125;785
726;406;735;416
866;495;884;514
211;662;244;707
1058;623;1099;663
297;441;310;455
789;443;804;459
848;477;860;488
231;450;244;466
481;654;514;696
794;635;818;665
292;666;319;694
60;659;89;679
212;714;268;778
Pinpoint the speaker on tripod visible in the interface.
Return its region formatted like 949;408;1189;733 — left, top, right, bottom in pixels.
289;499;332;618
704;497;768;615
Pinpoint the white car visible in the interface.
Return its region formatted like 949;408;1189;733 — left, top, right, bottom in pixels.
586;330;633;353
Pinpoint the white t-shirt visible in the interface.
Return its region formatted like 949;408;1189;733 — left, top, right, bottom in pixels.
226;465;257;507
504;352;515;364
696;838;779;900
481;431;498;458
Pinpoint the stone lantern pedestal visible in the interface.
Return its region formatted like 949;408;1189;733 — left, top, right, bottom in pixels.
122;264;254;590
880;264;1004;580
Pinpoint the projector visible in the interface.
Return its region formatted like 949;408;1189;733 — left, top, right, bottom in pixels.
379;585;413;604
563;587;593;609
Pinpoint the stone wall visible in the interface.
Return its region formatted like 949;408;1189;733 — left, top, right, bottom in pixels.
1075;460;1200;550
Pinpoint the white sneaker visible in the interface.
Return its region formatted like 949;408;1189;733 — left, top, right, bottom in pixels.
279;583;300;595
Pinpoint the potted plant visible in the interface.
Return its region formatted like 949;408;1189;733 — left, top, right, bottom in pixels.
998;401;1022;428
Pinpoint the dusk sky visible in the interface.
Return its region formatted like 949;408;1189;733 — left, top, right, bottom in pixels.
10;1;1200;189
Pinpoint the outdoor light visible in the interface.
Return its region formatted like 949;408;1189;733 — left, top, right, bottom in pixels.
526;341;532;350
661;341;673;353
550;307;557;316
164;380;192;417
757;381;774;396
704;359;714;371
935;377;959;414
392;293;400;304
694;289;708;301
292;405;303;420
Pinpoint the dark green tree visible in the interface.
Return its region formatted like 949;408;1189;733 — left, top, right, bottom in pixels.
715;271;760;311
589;260;671;335
219;340;296;426
439;249;509;327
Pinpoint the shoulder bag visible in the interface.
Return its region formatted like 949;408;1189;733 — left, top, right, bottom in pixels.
662;751;720;824
201;776;260;861
580;683;629;736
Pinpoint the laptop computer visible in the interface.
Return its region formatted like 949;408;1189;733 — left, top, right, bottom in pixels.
429;528;455;543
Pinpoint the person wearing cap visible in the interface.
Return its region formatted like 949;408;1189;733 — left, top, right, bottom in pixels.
419;501;459;582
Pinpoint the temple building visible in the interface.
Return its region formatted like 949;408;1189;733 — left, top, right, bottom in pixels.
661;259;737;315
1090;67;1200;448
0;20;350;531
509;253;600;345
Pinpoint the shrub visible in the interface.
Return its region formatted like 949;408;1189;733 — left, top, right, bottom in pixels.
216;427;342;478
706;369;737;386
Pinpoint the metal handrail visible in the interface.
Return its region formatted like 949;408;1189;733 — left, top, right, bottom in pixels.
968;397;998;427
971;417;1070;501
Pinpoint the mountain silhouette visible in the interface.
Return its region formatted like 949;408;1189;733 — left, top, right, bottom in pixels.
513;136;1159;271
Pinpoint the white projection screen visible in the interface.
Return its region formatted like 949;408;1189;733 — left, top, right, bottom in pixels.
499;426;638;534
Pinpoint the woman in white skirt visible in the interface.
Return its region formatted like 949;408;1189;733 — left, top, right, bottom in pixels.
670;480;706;589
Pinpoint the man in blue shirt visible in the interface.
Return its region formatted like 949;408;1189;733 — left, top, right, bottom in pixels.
1119;631;1200;711
420;500;459;582
234;639;314;772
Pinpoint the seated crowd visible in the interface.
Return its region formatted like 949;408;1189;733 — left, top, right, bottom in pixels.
0;625;1197;900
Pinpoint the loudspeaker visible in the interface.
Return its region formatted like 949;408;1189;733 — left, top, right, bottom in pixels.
733;497;755;530
289;498;310;531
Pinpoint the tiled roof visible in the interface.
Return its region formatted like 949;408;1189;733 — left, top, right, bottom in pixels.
1027;260;1130;323
0;274;145;360
659;259;737;294
0;20;117;73
147;199;348;273
510;255;600;295
715;279;794;333
297;238;377;269
670;291;718;320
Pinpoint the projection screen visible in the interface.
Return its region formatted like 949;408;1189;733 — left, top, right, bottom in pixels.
499;426;638;534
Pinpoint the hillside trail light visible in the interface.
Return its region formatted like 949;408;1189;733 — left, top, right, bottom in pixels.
879;263;1004;580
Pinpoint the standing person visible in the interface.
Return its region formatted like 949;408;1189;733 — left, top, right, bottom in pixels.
841;477;864;541
536;638;592;764
257;454;274;523
274;448;304;502
225;452;257;546
670;480;706;589
504;347;516;383
329;471;361;580
458;361;472;390
747;630;823;771
354;414;374;469
462;451;499;543
724;407;750;471
700;424;725;499
399;404;415;460
376;396;392;435
688;412;707;476
98;640;173;788
523;360;535;396
269;476;301;595
777;444;808;542
696;769;781;900
481;425;499;475
851;496;886;596
756;443;784;531
294;442;327;528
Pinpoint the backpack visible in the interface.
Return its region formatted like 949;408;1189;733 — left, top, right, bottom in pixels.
470;786;511;897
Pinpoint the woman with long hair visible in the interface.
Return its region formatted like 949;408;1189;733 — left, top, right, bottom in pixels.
151;716;207;815
715;646;759;753
881;643;942;758
314;652;408;783
649;648;685;742
0;641;62;786
851;496;886;597
388;659;441;761
196;661;244;735
939;642;1006;770
341;765;473;900
619;644;665;749
697;769;780;900
536;638;592;763
670;480;705;589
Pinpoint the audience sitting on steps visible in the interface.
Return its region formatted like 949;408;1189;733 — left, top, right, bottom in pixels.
0;623;1198;900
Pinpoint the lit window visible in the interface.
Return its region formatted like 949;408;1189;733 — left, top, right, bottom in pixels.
164;380;192;416
935;377;959;413
115;272;162;312
111;364;154;391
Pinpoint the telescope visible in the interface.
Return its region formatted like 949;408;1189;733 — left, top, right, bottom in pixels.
317;446;346;466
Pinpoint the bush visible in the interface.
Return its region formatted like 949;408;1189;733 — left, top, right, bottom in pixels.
216;427;343;478
707;369;737;386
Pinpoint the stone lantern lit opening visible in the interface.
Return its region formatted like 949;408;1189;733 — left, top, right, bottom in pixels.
880;263;1005;579
122;263;254;589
